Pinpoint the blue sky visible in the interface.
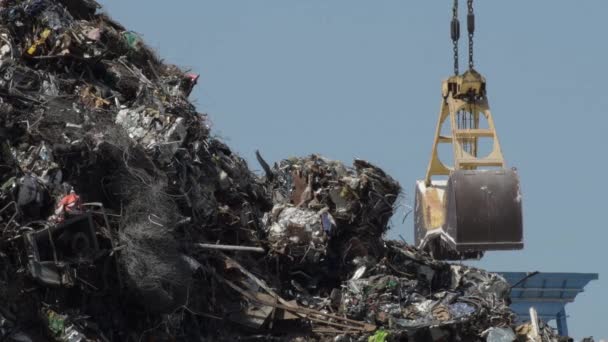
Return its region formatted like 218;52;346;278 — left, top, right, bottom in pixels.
98;1;606;339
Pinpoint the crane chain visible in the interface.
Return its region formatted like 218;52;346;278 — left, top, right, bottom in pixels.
451;0;460;75
467;0;475;70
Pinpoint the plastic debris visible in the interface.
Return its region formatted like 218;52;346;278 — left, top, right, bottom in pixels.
368;330;388;342
484;327;516;342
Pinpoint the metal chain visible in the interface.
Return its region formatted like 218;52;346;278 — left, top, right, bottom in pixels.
467;0;475;70
451;0;460;75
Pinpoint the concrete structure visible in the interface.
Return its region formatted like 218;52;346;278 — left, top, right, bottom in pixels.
499;272;598;337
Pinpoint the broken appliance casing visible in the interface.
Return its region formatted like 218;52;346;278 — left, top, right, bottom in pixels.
24;213;100;287
415;70;523;260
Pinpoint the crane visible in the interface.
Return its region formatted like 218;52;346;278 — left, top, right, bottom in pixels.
414;0;523;260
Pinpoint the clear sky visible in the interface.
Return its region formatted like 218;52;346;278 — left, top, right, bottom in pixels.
97;1;606;339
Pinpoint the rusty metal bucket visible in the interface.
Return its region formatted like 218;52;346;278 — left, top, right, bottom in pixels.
444;169;523;252
415;169;523;259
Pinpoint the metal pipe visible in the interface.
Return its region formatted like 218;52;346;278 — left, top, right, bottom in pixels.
529;307;541;341
196;243;265;253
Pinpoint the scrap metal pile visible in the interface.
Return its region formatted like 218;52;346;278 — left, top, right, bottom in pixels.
0;1;575;341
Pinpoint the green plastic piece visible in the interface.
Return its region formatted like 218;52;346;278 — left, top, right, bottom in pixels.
122;31;141;50
368;329;389;342
46;309;66;336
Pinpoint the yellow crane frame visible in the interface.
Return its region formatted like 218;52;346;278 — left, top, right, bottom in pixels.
424;69;505;185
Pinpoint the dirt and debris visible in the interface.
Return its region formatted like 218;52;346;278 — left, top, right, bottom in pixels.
0;0;590;341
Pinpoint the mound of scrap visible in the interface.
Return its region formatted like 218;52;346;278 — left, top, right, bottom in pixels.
0;1;573;341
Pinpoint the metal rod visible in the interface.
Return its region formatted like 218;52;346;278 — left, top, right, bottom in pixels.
82;202;124;291
510;271;540;289
196;243;265;253
218;274;375;332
